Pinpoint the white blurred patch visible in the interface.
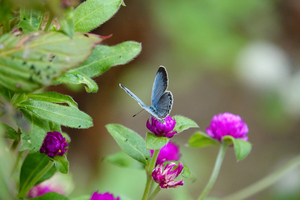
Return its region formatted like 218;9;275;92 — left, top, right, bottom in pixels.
236;41;291;92
279;71;300;118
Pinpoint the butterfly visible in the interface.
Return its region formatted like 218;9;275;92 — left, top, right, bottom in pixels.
119;66;173;123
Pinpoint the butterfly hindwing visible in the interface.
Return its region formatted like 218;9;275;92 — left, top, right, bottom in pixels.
151;91;173;119
151;66;168;107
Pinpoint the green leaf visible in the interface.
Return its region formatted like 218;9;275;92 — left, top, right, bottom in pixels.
19;109;49;152
29;192;70;200
188;132;219;148
174;115;199;133
71;195;90;200
59;7;75;38
18;8;44;33
54;70;99;93
106;124;150;166
106;151;144;169
0;32;101;92
181;163;191;178
68;42;142;78
145;133;169;150
19;152;54;198
35;165;57;186
0;122;18;140
12;93;28;105
53;155;69;174
74;0;122;33
223;136;252;160
0;86;14;100
28;92;78;108
19;100;93;129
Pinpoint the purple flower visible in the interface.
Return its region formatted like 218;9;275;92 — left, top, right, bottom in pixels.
150;141;181;165
152;162;184;189
146;116;177;138
90;191;120;200
206;113;249;142
27;185;64;198
40;131;68;157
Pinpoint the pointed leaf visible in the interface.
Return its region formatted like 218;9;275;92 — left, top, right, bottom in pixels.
106;151;144;169
106;124;150;166
181;163;191;179
19;109;49;152
19;100;93;129
74;0;122;33
174;116;199;133
18;8;44;33
59;7;75;38
188;132;219;148
54;70;99;93
53;155;69;174
145;133;169;150
223;136;252;160
28;92;78;108
29;192;70;200
0;32;101;92
69;42;142;78
19;152;54;198
1;122;18;140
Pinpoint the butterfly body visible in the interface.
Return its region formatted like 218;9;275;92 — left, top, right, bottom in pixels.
119;66;173;123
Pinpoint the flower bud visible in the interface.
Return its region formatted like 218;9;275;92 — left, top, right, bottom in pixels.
146;116;177;138
40;131;68;157
90;191;120;200
152;162;184;189
206;112;249;142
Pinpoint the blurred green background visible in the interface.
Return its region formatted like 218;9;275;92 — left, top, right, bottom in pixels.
55;0;300;199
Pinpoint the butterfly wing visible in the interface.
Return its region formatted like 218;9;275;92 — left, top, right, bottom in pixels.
119;83;147;109
151;66;168;107
150;91;173;119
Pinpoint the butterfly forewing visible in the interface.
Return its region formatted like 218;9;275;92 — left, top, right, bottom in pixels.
119;83;147;109
151;66;168;107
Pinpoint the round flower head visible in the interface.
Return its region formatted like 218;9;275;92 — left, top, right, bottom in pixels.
150;141;181;165
146;116;177;138
90;191;120;200
152;162;184;189
40;131;68;157
206;113;249;142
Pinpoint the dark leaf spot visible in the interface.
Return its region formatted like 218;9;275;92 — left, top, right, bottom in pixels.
46;75;50;79
23;61;27;65
30;65;35;70
83;34;89;37
29;76;33;82
36;70;41;75
23;18;26;20
125;139;128;142
78;125;81;128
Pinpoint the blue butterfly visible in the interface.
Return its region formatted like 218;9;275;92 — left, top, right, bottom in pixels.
119;66;173;123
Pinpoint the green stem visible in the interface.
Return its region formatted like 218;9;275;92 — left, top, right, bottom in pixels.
10;128;21;151
142;149;160;200
18;160;54;198
223;155;300;200
148;185;161;200
11;151;24;176
197;143;228;200
44;13;54;31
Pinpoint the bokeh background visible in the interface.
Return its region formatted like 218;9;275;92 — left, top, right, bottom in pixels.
54;0;300;199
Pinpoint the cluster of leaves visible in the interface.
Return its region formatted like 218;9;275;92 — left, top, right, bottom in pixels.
0;0;141;199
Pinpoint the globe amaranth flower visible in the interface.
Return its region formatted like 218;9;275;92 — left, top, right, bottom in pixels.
40;131;68;157
150;141;181;165
152;162;184;189
206;112;249;142
146;116;177;138
27;184;64;198
90;191;120;200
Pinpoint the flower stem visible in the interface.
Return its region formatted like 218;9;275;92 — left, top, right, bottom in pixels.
44;13;54;31
18;159;54;198
148;185;161;200
11;150;24;176
197;143;228;200
222;155;300;200
142;149;160;200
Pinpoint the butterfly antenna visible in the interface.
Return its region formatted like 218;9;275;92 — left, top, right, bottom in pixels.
133;109;144;117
